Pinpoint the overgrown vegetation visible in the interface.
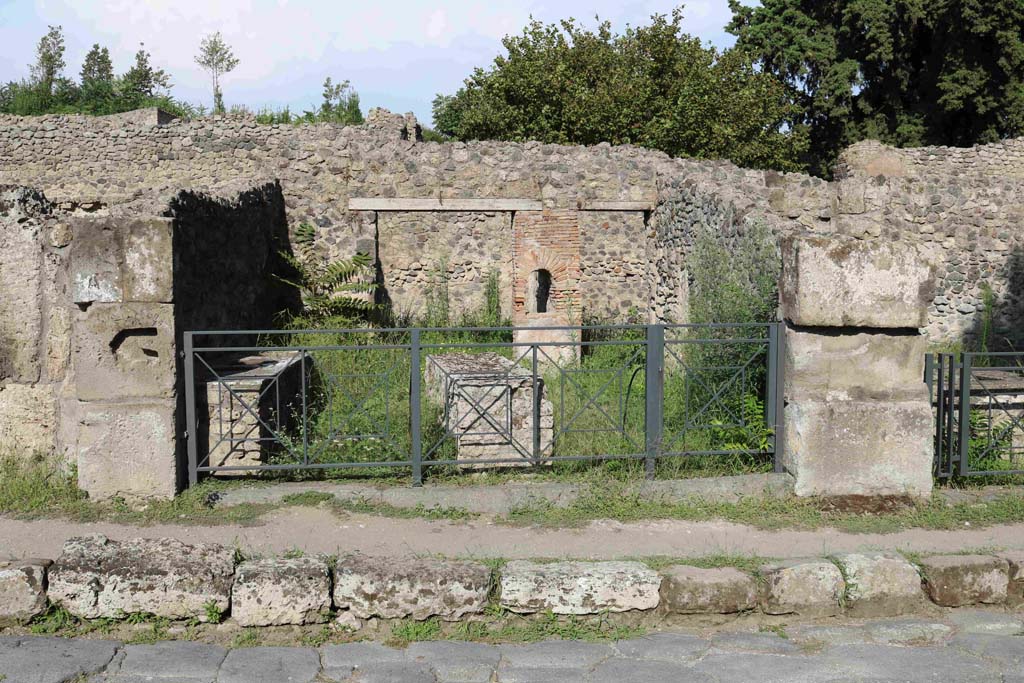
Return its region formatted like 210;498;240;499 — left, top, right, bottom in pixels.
433;9;806;172
254;77;365;126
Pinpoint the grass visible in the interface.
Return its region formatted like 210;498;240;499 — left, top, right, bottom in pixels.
386;611;644;646
502;478;1024;534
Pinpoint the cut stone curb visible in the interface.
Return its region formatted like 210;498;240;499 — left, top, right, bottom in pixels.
333;554;490;620
0;558;49;624
833;552;925;617
48;535;234;620
499;560;661;615
997;550;1024;606
919;555;1009;607
232;556;331;626
760;559;844;617
659;565;758;614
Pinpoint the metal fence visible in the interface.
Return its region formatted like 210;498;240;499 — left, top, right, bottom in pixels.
184;323;784;487
927;352;1024;478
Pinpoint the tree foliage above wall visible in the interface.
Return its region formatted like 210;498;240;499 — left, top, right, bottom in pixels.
432;9;808;172
728;0;1024;176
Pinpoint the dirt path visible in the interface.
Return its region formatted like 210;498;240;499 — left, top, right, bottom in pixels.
3;507;1023;560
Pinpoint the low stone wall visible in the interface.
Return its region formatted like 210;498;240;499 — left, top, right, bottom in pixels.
2;536;1022;628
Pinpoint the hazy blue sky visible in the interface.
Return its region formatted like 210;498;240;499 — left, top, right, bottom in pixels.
0;1;750;125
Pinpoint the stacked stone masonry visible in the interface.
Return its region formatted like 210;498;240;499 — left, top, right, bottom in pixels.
780;235;938;498
2;535;1022;629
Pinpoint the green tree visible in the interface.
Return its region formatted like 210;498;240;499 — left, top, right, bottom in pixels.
728;0;1024;176
80;44;114;113
195;32;239;114
119;44;171;107
432;9;806;171
29;25;66;96
311;77;364;124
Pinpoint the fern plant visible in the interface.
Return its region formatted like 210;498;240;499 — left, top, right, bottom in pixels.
276;222;377;326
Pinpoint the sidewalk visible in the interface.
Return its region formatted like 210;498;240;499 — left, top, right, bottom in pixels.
3;610;1023;682
2;505;1024;562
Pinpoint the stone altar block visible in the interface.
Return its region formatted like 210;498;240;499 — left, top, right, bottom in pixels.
425;353;553;467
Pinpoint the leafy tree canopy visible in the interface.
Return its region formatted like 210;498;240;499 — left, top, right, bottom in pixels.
728;0;1024;175
432;8;807;172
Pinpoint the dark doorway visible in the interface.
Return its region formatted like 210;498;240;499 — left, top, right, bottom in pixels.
531;269;552;313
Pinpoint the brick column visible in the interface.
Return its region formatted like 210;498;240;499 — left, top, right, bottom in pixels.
781;235;938;498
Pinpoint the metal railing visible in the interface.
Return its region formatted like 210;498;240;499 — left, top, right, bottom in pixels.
927;352;1024;478
184;323;784;486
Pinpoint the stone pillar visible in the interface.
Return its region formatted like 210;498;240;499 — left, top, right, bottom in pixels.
781;235;937;498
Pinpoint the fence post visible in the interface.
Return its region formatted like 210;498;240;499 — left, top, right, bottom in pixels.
532;344;541;463
183;332;199;487
644;324;664;480
767;323;786;473
957;352;972;477
410;329;423;487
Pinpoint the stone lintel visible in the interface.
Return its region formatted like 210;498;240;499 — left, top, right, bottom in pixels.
577;200;653;211
348;198;542;212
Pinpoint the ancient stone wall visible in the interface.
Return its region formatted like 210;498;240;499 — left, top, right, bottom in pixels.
4;110;1017;345
0;181;290;499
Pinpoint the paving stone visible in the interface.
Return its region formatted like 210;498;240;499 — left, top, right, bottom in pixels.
217;646;320;683
495;667;588;683
833;552;925;617
406;641;500;682
785;625;874;648
612;632;709;662
691;652;844;682
587;657;712;683
0;636;121;683
321;642;406;679
496;641;613;669
760;559;844;617
863;619;953;645
659;565;758;614
822;644;1001;682
346;661;436;683
950;634;1024;669
104;641;226;681
499;560;661;615
919;555;1009;607
948;609;1024;636
710;632;802;654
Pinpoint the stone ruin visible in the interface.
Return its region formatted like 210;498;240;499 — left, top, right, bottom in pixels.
1;106;1021;499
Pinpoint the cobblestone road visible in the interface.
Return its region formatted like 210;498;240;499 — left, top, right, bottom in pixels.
2;611;1024;682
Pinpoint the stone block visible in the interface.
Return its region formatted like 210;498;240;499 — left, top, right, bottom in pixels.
121;218;173;302
783;399;934;498
919;555;1009;607
499;561;661;615
0;382;56;455
218;647;320;683
70;217;122;304
997;550;1024;606
0;559;49;624
759;559;844;616
49;535;234;620
784;326;928;401
45;305;71;380
0;636;121;683
333;554;490;620
75;400;177;500
232;557;331;626
833;552;924;617
0;212;43;382
659;566;758;614
72;302;176;401
780;235;936;328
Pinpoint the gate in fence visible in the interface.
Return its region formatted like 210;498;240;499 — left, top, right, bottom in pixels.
183;323;785;486
927;352;1024;478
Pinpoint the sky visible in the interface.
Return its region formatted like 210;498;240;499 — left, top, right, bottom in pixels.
0;0;750;126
